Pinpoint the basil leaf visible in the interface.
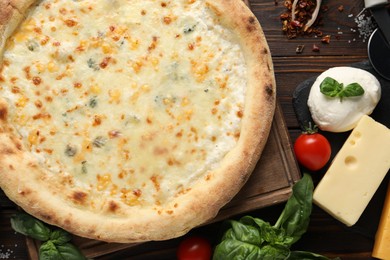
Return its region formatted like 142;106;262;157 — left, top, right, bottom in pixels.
319;77;365;101
213;175;334;259
226;219;263;244
39;241;63;260
55;243;87;260
213;239;263;260
11;213;51;241
274;173;313;246
338;83;365;98
40;241;86;260
319;77;343;97
239;216;285;245
261;244;290;259
50;229;72;245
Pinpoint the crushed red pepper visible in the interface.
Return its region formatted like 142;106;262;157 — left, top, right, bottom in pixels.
280;0;325;39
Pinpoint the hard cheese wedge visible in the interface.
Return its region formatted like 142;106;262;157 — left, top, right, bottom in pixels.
313;115;390;226
373;181;390;259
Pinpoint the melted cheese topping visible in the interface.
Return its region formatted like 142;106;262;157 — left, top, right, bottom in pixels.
0;0;247;209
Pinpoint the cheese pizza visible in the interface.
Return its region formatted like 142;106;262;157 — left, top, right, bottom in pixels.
0;0;275;242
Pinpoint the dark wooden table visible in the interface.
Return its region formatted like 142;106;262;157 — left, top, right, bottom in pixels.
0;0;386;259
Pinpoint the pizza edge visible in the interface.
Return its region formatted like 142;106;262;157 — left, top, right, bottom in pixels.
0;0;276;243
0;0;37;59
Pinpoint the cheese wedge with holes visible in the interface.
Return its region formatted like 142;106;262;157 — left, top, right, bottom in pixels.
313;115;390;226
373;181;390;259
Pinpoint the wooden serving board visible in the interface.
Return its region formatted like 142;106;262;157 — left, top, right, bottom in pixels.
26;102;301;259
26;1;300;258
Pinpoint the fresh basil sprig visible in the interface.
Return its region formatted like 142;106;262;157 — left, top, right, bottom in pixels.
11;213;87;260
213;174;340;260
320;76;364;101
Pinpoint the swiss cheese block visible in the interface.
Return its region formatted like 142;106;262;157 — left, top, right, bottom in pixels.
313;115;390;226
373;181;390;259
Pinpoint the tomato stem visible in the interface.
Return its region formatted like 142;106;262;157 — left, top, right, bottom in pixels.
302;122;318;134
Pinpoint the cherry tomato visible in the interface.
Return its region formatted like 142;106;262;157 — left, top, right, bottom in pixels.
294;131;331;171
177;236;212;260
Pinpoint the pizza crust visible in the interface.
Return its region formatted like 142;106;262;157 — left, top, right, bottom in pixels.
0;0;275;242
0;0;36;59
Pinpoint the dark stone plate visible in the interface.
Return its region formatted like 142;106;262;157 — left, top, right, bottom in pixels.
292;60;390;240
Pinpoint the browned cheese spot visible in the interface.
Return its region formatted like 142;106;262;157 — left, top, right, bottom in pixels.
0;103;8;121
71;191;88;205
109;200;120;212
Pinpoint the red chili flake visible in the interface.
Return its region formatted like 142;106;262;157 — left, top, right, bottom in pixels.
321;35;331;44
52;41;61;46
280;13;289;20
312;44;320;52
109;25;115;32
290;20;302;28
299;1;307;9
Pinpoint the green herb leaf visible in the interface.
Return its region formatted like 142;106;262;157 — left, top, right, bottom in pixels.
50;229;72;245
338;83;365;99
319;77;364;100
274;173;314;246
11;213;51;241
213;174;334;260
39;241;63;260
319;77;343;97
11;212;87;260
39;241;87;260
